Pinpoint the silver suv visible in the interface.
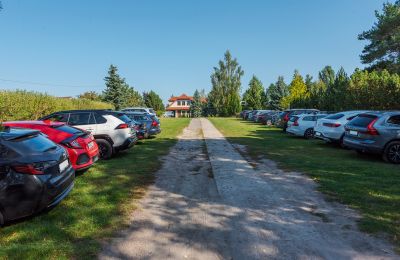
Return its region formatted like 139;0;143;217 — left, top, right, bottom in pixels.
343;111;400;164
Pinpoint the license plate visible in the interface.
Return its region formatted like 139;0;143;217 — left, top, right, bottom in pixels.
349;130;358;136
88;141;94;149
59;160;69;173
315;132;321;137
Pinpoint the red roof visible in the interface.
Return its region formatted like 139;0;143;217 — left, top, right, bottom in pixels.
168;93;194;102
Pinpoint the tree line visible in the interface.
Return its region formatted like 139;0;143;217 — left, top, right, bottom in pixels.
207;1;400;116
79;65;165;114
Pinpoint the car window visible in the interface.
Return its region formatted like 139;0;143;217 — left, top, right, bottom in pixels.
9;133;57;153
325;113;344;120
94;113;107;124
68;113;91;125
387;115;400;125
349;114;377;127
53;125;82;134
303;116;314;121
317;115;327;119
289;116;299;122
46;113;69;122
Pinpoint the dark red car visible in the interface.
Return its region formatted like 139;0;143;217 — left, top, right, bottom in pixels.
3;121;99;172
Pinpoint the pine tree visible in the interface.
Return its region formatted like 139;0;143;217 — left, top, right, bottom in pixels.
103;65;126;110
122;84;144;107
191;89;203;117
266;76;289;110
283;71;309;109
209;50;244;116
143;90;165;112
242;75;264;110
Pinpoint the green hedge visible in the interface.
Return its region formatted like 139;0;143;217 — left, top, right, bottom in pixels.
0;90;113;121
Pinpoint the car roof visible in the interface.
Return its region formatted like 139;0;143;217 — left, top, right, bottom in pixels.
53;109;113;113
361;111;400;116
4;120;65;127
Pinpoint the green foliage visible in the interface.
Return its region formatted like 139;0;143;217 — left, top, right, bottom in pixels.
102;64;143;110
266;76;289;110
358;1;400;73
190;89;203;117
281;71;309;109
242;75;265;110
78;91;103;101
143;90;165;112
208;50;244;116
0;90;113;122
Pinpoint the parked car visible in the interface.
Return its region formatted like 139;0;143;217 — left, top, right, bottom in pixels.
259;111;280;126
122;107;156;115
253;110;271;122
276;109;320;131
287;114;328;138
314;111;368;145
0;128;75;225
40;110;137;159
124;112;161;137
343;111;400;164
3;121;99;172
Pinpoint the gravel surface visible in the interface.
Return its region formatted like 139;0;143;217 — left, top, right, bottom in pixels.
99;118;397;260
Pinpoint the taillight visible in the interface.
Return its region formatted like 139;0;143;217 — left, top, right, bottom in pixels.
366;118;379;135
293;119;299;126
151;121;158;127
115;123;129;129
12;164;44;175
323;123;341;128
64;139;82;149
283;113;289;122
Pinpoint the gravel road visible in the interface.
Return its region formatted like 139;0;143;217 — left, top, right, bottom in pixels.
99;118;397;260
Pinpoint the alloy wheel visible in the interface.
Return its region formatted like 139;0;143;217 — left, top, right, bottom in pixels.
387;144;400;163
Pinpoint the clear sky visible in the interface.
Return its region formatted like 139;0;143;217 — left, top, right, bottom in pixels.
0;0;391;103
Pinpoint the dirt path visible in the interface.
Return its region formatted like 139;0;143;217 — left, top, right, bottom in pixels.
100;118;397;260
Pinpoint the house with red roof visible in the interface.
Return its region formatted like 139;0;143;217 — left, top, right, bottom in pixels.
166;93;193;118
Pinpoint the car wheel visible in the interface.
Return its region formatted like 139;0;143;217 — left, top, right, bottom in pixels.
304;128;314;139
96;139;113;160
383;141;400;164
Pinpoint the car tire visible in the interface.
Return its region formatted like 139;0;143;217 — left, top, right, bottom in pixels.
304;128;314;139
383;141;400;164
96;139;113;160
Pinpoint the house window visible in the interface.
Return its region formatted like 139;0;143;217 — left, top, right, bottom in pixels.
177;101;181;106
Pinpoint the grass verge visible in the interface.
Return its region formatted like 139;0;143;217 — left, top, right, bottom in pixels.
209;117;400;249
0;118;190;259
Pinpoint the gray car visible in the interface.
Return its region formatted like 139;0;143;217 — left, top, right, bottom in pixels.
343;111;400;164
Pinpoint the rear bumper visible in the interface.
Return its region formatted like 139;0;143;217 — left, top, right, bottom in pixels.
343;136;383;154
115;137;135;151
47;181;74;208
314;131;340;142
149;128;161;136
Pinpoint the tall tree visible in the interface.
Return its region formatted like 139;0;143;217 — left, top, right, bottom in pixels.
282;71;309;109
242;75;265;110
358;1;400;73
209;50;244;116
122;84;144;107
191;89;203;118
103;65;126;110
266;76;289;110
143;90;165;111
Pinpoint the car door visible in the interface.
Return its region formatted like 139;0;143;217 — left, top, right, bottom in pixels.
67;112;97;134
385;115;400;138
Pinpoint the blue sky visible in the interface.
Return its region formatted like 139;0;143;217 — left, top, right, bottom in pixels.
0;0;390;103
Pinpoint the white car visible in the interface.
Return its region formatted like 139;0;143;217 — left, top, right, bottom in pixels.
122;107;156;115
314;111;369;145
287;113;328;138
41;110;137;159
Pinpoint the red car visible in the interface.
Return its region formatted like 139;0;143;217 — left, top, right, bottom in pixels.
3;121;99;172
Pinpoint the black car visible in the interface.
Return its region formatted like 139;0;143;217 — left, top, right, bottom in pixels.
0;128;75;225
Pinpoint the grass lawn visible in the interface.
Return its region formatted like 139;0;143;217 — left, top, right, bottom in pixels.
210;117;400;249
0;118;190;259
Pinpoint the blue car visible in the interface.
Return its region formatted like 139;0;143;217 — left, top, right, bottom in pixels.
124;112;161;137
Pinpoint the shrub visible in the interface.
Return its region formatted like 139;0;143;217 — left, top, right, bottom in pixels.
0;90;113;122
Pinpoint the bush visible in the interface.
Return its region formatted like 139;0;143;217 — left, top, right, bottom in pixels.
0;90;113;121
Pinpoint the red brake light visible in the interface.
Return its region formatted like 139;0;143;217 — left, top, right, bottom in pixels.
115;123;129;129
12;164;44;175
293;118;299;126
323;123;341;127
151;121;158;127
283;113;289;122
366;118;379;135
64;139;82;149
